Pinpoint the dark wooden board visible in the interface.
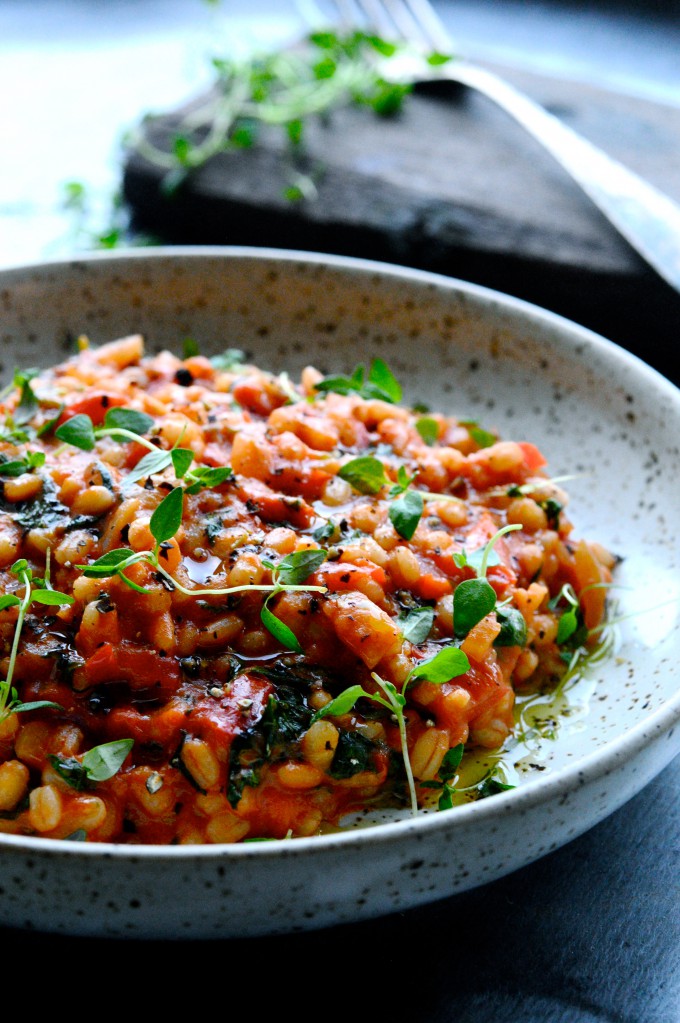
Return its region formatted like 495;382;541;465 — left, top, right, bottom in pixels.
123;62;680;384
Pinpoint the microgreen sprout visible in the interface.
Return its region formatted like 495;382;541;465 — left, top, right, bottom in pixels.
336;455;463;541
312;645;471;814
420;744;464;809
422;753;515;810
55;405;235;493
55;407;157;454
131;32;417;198
316;358;402;404
451;524;522;639
12;369;41;426
0;558;73;724
78;489;327;647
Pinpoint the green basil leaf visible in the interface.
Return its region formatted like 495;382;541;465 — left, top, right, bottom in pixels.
409;646;470;684
453;577;497;638
55;413;96;451
104;407;154;435
415;416;438;445
150;487;184;544
399;606;435;645
260;597;303;653
366;358;401;403
314;365;365;397
184;465;234;494
31;589;75;607
123;447;173;488
389;488;423;540
81;738;134;782
275;549;326;586
338;456;389;494
494;605;528;647
312;684;369;721
0;594;21;611
182;337;200;357
81;548;136;577
170;447;194;478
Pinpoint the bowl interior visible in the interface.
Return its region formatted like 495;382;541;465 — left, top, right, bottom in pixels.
1;246;678;804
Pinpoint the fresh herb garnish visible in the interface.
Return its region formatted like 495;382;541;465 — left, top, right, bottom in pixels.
0;558;72;724
338;455;390;495
258;550;327;650
0;450;46;477
316;358;402;404
399;605;435;645
459;420;496;448
56;407;154;452
313;645;470;814
452;524;522;639
131;32;416;198
389;487;423;542
415;416;438;446
13;369;40;425
494;603;528;647
49;738;134;790
420;744;464;810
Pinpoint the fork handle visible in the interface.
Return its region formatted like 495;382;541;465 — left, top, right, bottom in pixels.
442;61;680;293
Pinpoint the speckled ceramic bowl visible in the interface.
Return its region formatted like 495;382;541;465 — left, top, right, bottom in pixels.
1;247;678;939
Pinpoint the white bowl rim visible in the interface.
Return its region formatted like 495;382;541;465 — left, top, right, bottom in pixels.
0;243;678;861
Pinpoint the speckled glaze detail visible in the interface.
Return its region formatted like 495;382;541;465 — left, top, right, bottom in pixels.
0;247;678;939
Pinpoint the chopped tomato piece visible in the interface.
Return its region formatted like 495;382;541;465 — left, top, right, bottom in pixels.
518;441;547;471
57;392;127;426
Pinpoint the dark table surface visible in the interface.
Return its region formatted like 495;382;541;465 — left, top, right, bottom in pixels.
1;3;678;1018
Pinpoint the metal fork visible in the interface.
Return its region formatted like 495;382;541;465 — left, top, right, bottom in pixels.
307;0;680;294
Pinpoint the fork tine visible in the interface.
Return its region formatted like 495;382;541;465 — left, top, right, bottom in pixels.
398;0;455;52
300;0;455;55
378;0;434;49
342;0;455;53
356;0;399;38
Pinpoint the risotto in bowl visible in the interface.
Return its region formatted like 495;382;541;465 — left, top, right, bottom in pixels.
0;247;677;937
